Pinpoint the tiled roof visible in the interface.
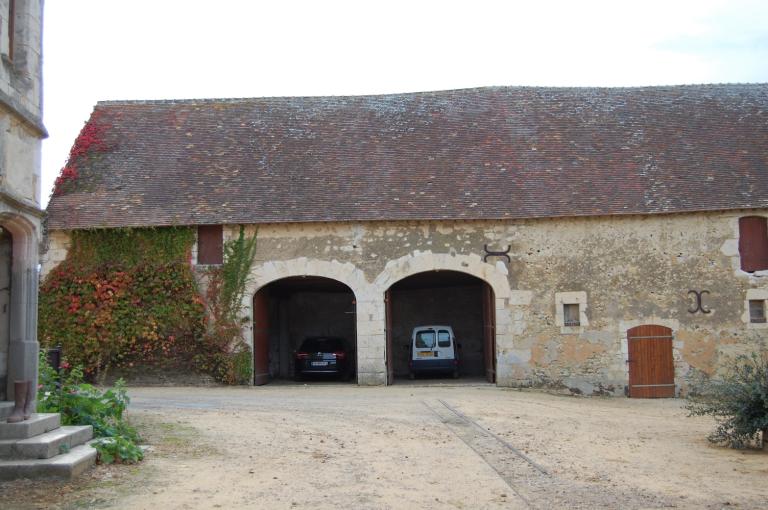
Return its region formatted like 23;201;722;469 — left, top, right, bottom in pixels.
46;84;768;230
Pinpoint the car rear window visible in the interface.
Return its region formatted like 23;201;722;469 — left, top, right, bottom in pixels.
437;330;451;347
415;330;436;348
300;337;345;352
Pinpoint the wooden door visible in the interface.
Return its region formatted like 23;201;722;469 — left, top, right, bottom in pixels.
385;289;394;385
482;283;496;383
253;290;270;386
627;325;674;398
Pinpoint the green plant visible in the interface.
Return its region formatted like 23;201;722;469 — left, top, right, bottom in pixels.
685;351;768;449
39;227;205;380
39;225;258;384
198;226;257;384
37;351;143;464
92;435;144;465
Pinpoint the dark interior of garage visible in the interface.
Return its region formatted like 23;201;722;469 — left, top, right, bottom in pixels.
253;276;356;383
388;271;490;380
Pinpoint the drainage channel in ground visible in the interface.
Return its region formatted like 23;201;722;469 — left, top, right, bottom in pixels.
423;398;671;510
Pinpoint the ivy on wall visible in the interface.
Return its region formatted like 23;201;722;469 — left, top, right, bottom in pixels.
39;226;257;385
39;227;256;384
39;227;203;380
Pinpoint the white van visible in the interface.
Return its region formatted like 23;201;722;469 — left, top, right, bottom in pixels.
408;325;460;379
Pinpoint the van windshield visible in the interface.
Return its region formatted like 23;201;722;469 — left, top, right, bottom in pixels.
415;330;436;348
437;330;451;347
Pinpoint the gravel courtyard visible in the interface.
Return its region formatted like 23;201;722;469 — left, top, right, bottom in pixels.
2;383;767;509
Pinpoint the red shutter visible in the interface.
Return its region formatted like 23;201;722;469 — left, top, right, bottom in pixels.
197;225;223;265
738;216;768;272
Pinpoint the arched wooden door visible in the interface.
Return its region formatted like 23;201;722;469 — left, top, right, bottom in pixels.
627;325;675;398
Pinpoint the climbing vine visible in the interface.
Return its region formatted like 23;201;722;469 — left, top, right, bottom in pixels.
39;227;204;381
39;226;259;385
52;110;111;196
196;226;258;384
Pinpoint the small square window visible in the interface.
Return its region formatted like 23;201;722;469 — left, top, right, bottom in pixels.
563;303;580;326
749;300;766;323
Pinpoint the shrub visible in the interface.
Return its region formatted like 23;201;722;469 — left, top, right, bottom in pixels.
38;352;143;464
685;351;768;449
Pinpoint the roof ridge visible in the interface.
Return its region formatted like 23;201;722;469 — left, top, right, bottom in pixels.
95;82;768;106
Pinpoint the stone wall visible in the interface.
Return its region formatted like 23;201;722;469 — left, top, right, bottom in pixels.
0;0;43;403
44;210;768;393
0;0;44;204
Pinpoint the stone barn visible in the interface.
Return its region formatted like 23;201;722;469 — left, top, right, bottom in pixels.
44;84;768;396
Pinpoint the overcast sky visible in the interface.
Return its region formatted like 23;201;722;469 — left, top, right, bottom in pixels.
41;0;768;207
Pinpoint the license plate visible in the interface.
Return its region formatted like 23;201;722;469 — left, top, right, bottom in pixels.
311;361;329;367
418;351;434;357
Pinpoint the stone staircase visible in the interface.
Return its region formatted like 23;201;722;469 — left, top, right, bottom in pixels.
0;401;97;480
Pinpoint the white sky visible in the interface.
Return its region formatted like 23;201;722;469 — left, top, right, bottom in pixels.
41;0;768;207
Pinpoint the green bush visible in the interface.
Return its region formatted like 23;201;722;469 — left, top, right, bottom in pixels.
38;352;143;464
685;351;768;449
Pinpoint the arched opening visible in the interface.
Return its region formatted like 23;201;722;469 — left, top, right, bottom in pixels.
384;270;496;384
252;276;357;385
0;227;11;401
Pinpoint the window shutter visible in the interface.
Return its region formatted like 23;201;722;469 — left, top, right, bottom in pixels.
197;225;223;265
738;216;768;272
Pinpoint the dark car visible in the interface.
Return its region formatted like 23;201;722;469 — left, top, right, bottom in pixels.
294;336;352;381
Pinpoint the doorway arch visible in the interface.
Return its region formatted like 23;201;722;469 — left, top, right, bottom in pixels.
373;252;513;385
241;258;369;385
0;213;40;402
252;276;356;385
384;270;496;382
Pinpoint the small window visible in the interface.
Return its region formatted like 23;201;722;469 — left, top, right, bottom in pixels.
738;216;768;272
749;300;766;323
197;225;223;265
563;303;580;327
415;331;436;349
437;330;451;347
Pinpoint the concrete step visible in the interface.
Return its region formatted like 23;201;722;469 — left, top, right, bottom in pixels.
0;414;61;440
0;425;93;459
0;401;12;421
0;444;97;481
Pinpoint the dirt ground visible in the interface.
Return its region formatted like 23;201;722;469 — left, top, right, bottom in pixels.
1;382;767;509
